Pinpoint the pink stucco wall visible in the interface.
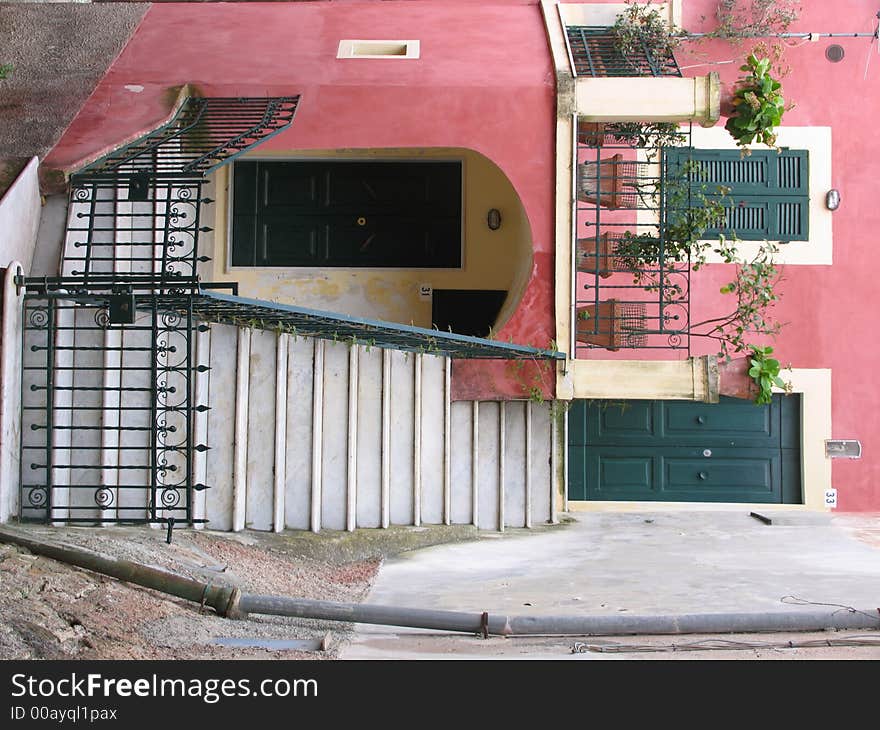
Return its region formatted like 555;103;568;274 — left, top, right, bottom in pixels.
44;1;557;402
44;1;880;510
680;0;880;511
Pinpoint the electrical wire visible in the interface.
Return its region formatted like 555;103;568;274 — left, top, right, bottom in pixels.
779;595;880;625
864;24;877;81
571;634;880;654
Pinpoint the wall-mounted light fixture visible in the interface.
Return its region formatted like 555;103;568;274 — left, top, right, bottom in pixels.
825;189;841;210
487;208;502;230
825;44;845;63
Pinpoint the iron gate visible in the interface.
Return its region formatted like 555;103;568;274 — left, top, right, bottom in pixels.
20;289;201;526
19;95;300;529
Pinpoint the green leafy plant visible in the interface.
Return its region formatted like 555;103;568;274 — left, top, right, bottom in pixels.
724;53;785;147
691;239;784;357
0;64;12;80
603;121;687;149
612;0;683;63
601;121;688;163
608;160;730;279
747;345;789;404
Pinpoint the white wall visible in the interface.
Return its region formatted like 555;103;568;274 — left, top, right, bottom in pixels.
0;157;41;272
0;157;42;522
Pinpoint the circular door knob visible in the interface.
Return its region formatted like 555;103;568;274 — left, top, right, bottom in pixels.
356;216;367;226
698;471;708;480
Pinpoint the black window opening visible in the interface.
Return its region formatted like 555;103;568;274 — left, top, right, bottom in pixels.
231;160;463;267
663;148;809;242
431;289;508;338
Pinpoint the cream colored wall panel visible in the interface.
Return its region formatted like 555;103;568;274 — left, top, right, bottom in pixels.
284;337;315;530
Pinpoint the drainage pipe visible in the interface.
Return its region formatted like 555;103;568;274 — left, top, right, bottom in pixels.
0;528;241;618
2;527;878;637
239;594;880;636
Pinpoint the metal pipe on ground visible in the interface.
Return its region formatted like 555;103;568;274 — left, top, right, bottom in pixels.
238;594;880;636
1;527;878;637
0;527;241;618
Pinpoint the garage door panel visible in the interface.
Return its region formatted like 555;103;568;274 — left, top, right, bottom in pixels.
781;449;802;503
663;399;776;445
663;453;779;502
568;445;588;501
590;400;656;441
578;398;783;447
568;396;801;504
592;454;655;498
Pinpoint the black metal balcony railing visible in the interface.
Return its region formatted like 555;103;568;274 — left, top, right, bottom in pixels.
566;26;681;78
573;122;693;356
71;96;300;182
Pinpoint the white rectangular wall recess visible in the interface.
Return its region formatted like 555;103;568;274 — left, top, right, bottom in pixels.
338;40;420;59
825;440;861;459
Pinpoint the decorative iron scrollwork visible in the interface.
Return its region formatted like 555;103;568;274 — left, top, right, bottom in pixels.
95;488;115;510
27;487;48;508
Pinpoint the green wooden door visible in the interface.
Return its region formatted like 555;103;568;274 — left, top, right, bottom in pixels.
664;148;809;241
568;396;801;503
232;160;462;267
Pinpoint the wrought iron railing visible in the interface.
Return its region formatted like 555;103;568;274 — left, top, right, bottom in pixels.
19;96;300;530
573;121;693;356
71;97;299;182
565;26;681;78
19;290;202;527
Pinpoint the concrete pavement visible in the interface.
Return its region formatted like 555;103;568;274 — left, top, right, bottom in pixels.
341;510;880;659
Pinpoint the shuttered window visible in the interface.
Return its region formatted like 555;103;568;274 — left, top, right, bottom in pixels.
664;148;809;241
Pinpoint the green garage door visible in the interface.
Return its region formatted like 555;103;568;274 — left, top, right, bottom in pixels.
568;396;801;503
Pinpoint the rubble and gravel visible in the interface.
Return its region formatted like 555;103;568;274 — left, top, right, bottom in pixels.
0;523;473;661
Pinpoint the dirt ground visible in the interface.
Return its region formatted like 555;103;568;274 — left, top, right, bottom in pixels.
0;525;385;661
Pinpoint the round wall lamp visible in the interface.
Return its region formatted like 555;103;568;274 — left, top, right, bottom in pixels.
825;189;841;211
825;44;845;63
487;208;502;230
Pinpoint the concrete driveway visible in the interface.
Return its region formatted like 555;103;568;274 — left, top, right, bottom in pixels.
341;510;880;659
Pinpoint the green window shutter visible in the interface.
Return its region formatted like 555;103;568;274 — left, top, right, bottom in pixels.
663;148;809;241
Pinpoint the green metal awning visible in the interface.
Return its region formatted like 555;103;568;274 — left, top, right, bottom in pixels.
179;290;565;360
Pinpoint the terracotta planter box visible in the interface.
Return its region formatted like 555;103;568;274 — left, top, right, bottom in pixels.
577;122;606;147
717;356;759;400
576;299;647;351
577;153;646;210
576;232;617;278
719;84;737;118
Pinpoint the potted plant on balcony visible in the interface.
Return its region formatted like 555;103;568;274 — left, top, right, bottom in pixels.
597;160;730;279
722;53;786;147
578;121;688;158
612;0;683;67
